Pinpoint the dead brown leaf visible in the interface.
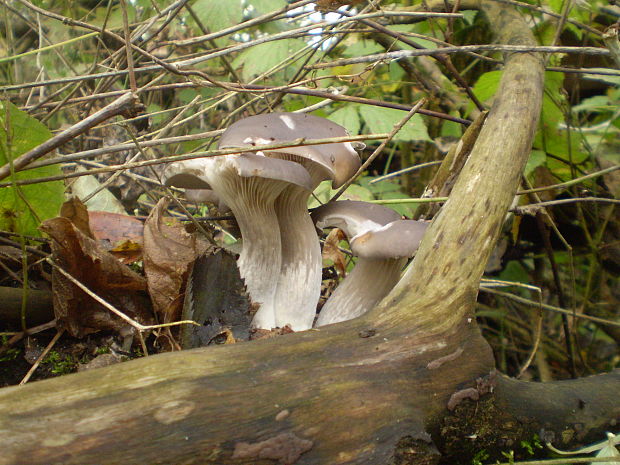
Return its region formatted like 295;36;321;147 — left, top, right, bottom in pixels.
60;197;93;238
89;211;144;264
143;198;211;324
322;228;348;277
40;199;152;338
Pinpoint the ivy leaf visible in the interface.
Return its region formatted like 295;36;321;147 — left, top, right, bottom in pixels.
0;101;65;237
358;105;430;141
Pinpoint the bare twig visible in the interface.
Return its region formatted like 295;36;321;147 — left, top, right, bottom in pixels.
309;45;612;69
479;287;620;328
0;134;391;188
517;165;620;195
19;329;64;385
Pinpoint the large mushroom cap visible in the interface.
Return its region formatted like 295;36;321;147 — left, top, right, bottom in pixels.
163;152;314;192
219;113;361;188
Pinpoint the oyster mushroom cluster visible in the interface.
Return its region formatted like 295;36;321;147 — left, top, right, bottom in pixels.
163;113;428;331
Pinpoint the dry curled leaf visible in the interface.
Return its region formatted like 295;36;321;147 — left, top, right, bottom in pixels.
322;228;347;277
143;198;211;324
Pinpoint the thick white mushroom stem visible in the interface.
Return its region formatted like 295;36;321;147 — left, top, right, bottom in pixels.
272;156;329;330
315;257;407;327
211;174;287;330
273;190;321;330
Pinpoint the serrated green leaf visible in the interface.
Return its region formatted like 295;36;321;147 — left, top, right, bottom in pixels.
192;0;243;44
327;106;360;135
233;39;306;81
0;102;64;237
358;105;430;141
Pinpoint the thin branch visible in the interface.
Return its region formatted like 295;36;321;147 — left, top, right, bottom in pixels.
19;329;64;385
513;197;620;214
480;287;620;328
309;45;612;69
0;134;392;188
369;161;443;184
517;165;620;195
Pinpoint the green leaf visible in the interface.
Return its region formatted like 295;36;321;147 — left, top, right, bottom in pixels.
541;72;565;127
358;105;430;141
0;102;64;237
472;70;502;104
534;126;589;164
524;150;546;178
572;95;611;113
232;39;306;81
192;0;243;44
341;37;383;58
386;25;438;49
499;261;530;284
582;70;620;86
327;106;361;135
250;0;286;15
308;180;374;208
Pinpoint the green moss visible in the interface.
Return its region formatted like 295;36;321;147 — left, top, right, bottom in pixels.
42;351;78;375
0;335;20;362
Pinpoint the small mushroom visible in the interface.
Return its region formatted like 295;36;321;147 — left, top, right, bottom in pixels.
219;113;360;330
312;200;428;327
164;151;313;330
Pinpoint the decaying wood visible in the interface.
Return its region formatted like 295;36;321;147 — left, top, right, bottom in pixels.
0;2;617;465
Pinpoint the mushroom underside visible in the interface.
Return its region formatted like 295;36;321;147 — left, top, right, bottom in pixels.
315;257;406;327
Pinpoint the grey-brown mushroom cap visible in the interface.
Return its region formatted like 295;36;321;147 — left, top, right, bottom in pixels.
312;200;402;239
163;159;212;189
163;153;314;192
350;219;429;259
218;112;361;188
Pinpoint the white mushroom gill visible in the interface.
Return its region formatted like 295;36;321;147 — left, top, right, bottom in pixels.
163;152;313;330
215;113;360;330
311;201;428;327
